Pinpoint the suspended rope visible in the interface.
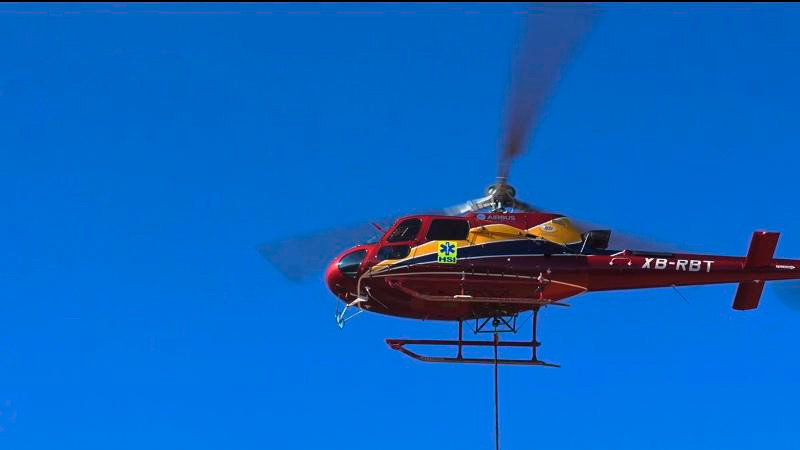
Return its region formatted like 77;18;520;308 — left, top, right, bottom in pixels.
493;331;500;450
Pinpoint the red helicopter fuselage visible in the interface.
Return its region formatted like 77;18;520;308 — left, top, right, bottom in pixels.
325;212;799;321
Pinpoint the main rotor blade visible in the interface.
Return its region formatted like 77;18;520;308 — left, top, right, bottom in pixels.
261;206;458;281
569;218;684;253
511;198;540;213
443;195;495;215
259;220;391;282
498;5;598;180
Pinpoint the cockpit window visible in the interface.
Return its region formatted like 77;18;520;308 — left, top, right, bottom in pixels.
377;245;410;261
387;218;422;242
338;250;367;278
426;219;470;241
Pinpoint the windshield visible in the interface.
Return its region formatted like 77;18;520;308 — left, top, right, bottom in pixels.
338;249;367;277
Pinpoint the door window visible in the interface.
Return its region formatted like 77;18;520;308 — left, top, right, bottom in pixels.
387;218;422;242
377;245;411;261
425;219;470;241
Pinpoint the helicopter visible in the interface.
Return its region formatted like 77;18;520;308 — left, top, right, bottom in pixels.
261;6;800;369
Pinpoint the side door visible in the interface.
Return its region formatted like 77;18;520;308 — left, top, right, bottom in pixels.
421;218;471;264
373;217;425;263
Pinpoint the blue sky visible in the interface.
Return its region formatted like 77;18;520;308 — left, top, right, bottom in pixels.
2;3;800;449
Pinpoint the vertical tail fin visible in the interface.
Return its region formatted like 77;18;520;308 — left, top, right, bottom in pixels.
732;231;780;310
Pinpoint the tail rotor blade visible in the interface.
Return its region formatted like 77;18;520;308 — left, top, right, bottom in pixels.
771;282;800;311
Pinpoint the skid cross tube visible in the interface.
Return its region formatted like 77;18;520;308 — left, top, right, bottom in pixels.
385;308;558;367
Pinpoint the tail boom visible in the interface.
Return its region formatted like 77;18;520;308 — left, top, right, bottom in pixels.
577;231;800;310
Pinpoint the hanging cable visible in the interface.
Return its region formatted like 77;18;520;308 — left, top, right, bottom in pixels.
493;331;500;450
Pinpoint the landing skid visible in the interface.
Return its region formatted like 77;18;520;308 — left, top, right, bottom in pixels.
385;307;558;367
386;338;559;367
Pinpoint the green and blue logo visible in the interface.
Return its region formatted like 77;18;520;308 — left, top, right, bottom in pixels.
437;241;458;264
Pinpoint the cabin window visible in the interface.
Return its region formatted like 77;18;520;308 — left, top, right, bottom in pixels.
377;245;411;261
426;219;470;241
338;250;367;278
387;219;422;242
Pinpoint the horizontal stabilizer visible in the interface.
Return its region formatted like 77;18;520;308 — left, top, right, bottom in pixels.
732;231;779;310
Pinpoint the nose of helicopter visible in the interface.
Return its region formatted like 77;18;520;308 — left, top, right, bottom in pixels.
325;246;370;300
324;259;347;300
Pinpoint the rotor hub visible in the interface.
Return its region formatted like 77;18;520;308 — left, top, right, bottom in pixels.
485;181;518;212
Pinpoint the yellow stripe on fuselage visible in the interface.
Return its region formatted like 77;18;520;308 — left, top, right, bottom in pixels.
370;218;584;271
526;217;583;245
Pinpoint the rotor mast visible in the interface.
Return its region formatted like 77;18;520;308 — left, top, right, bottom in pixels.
486;178;518;212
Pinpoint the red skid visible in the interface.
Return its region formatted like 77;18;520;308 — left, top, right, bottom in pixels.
386;338;559;367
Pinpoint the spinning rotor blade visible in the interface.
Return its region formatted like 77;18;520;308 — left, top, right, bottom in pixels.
570;218;684;253
442;196;540;215
259;219;390;282
498;5;598;181
510;198;540;213
443;195;495;216
262;205;463;281
770;282;800;311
